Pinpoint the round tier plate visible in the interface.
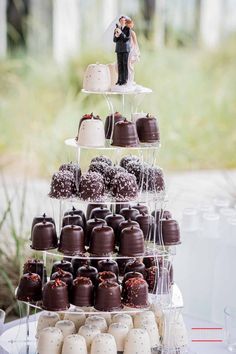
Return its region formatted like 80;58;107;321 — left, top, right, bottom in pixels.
65;138;161;150
81;87;152;95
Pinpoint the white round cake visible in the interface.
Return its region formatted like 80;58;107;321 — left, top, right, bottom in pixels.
36;312;60;338
112;313;133;330
90;333;117;354
108;322;129;351
83;63;111;92
55;320;76;338
37;327;63;354
123;328;151;354
85;315;108;333
77;117;105;147
79;324;101;352
133;311;156;328
61;334;87;354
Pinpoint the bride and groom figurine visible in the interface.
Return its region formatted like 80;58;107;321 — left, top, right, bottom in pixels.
113;15;140;88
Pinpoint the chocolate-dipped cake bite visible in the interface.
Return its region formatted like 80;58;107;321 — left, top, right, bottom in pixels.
59;225;85;256
78;172;105;201
124;259;146;276
105;111;124;139
50;268;73;289
120;206;140;221
111;172;138;201
122;278;149;308
118;219;140;245
119;226;145;257
122;271;144;287
112;119;139;147
49;170;76;199
97;271;117;284
23;259;46;283
95;281;122;311
71;257;90;277
86;217;107;247
51;259;73;276
136;114;160;143
90;206;112;220
161;217;181;245
86;203;107;220
97;259;119;277
64;207;86;229
31;220;57;250
42;279;69;311
76;264;98;285
17;273;42;302
105;213;125;244
71;276;94;307
89;225;115;256
148;167;165;192
146;266;158;293
31;213;55;238
62;213;84;228
132;203;149;214
135;213;154;239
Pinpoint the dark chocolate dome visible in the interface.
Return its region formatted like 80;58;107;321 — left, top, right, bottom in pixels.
132;203;149;214
124;259;146;276
161;218;181;245
50;268;73;289
97;259;119;277
42;279;69;311
86;217;107;247
122;277;149;308
71;276;94;307
31;213;55;239
120;206;140;221
136;114;160;143
31;220;57;250
95;281;122;311
23;259;46;283
58;224;85;256
97;271;117;284
76;265;98;285
17;273;42;302
135;213;154;239
90;206;112;220
89;225;115;256
105;112;124;139
51;259;73;276
62;213;84;228
64;207;86;229
119;226;145;257
112;119;139;147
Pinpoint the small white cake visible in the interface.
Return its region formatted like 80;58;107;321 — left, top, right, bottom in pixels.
108;323;129;351
79;324;101;352
112;313;133;330
36;312;60;338
85;315;108;333
90;333;117;354
123;328;151;354
77;114;105;147
133;311;156;328
83;64;111;92
64;309;86;331
55;320;76;338
61;334;87;354
37;327;63;354
138;319;160;348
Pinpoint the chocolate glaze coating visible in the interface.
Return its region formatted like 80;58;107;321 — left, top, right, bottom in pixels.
51;269;73;289
136;114;160;143
76;265;98;285
122;278;149;308
42;279;69;311
95;281;122;311
31;221;57;250
111;172;138;201
31;214;55;239
17;273;42;302
51;260;73;277
112;119;139;147
71;257;90;277
23;259;46;283
86;217;107;247
59;225;85;256
124;259;146;277
90;206;112;220
78;172;105;201
89;225;115;256
64;207;86;229
86;203;107;220
62;213;84;228
161;218;181;245
132;204;149;214
145;266;158;293
135;213;154;239
105;111;124;139
71;276;94;307
115;203;130;214
122;271;144;287
97;259;119;277
119;226;145;257
120;206;140;221
97;271;117;284
118;219;140;246
105;213;125;245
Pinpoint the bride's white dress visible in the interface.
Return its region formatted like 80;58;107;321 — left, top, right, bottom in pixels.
128;30;140;85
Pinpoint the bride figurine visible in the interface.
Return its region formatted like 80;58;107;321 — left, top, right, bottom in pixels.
125;18;140;85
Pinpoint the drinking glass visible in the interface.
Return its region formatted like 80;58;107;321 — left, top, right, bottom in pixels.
225;306;236;352
0;309;5;335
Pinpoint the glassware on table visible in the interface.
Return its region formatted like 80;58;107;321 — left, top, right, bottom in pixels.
181;208;199;232
225;306;236;352
0;309;5;335
201;212;220;238
219;208;236;237
213;198;230;212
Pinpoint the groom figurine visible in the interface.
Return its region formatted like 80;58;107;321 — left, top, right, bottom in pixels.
113;16;131;85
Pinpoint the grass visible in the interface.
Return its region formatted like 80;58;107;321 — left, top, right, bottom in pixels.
0;39;236;179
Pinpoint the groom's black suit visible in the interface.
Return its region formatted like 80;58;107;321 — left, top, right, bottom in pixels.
113;26;131;85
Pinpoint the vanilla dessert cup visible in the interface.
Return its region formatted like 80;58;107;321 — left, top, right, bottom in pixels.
79;324;101;352
77;118;105;147
62;334;87;354
55;320;76;338
64;309;86;331
90;333;117;354
85;315;108;333
83;64;111;92
112;313;133;330
133;311;156;328
123;328;151;354
37;327;63;354
36;312;60;338
139;319;160;348
108;322;129;351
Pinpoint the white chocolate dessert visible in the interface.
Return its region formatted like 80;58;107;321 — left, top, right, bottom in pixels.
61;334;87;354
112;313;133;330
36;312;60;338
108;322;129;351
37;327;63;354
79;324;101;352
64;309;86;331
85;315;108;333
138;319;160;348
124;328;151;354
77;114;105;147
90;333;117;354
55;320;76;338
83;64;111;92
134;311;156;328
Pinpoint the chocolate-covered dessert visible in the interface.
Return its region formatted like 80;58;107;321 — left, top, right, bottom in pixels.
120;155;140;169
104;165;126;189
111;172;138;201
120;206;140;221
118;219;140;245
125;160;148;187
71;257;90;277
62;213;84;228
23;259;46;283
17;273;42;302
89;225;115;256
90;155;112;166
122;278;149;308
59;162;81;188
89;161;108;175
145;266;158;293
31;213;55;239
117;258;134;276
150;210;172;242
42;279;69;311
161;217;181;245
115;203;130;214
51;268;73;288
133;203;149;214
76;265;98;285
136;114;160;143
51;259;73;276
135;213;154;239
124;259;146;276
105;111;125;139
151;210;172;222
119;226;144;257
148;167;165;192
122;271;144;287
31;220;57;250
105;213;125;244
64;207;86;229
71;276;94;307
143;255;157;269
49;170;76;199
97;271;117;284
86;203;107;219
86;217;107;246
95;281;122;311
59;225;85;256
78;172;105;201
112;119;139;147
97;259;119;277
90;206;112;220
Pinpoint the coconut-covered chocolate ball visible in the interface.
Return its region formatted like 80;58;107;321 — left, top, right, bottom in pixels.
120;155;140;169
104;165;126;189
91;155;112;166
111;172;138;201
78;172;105;201
49;171;76;199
